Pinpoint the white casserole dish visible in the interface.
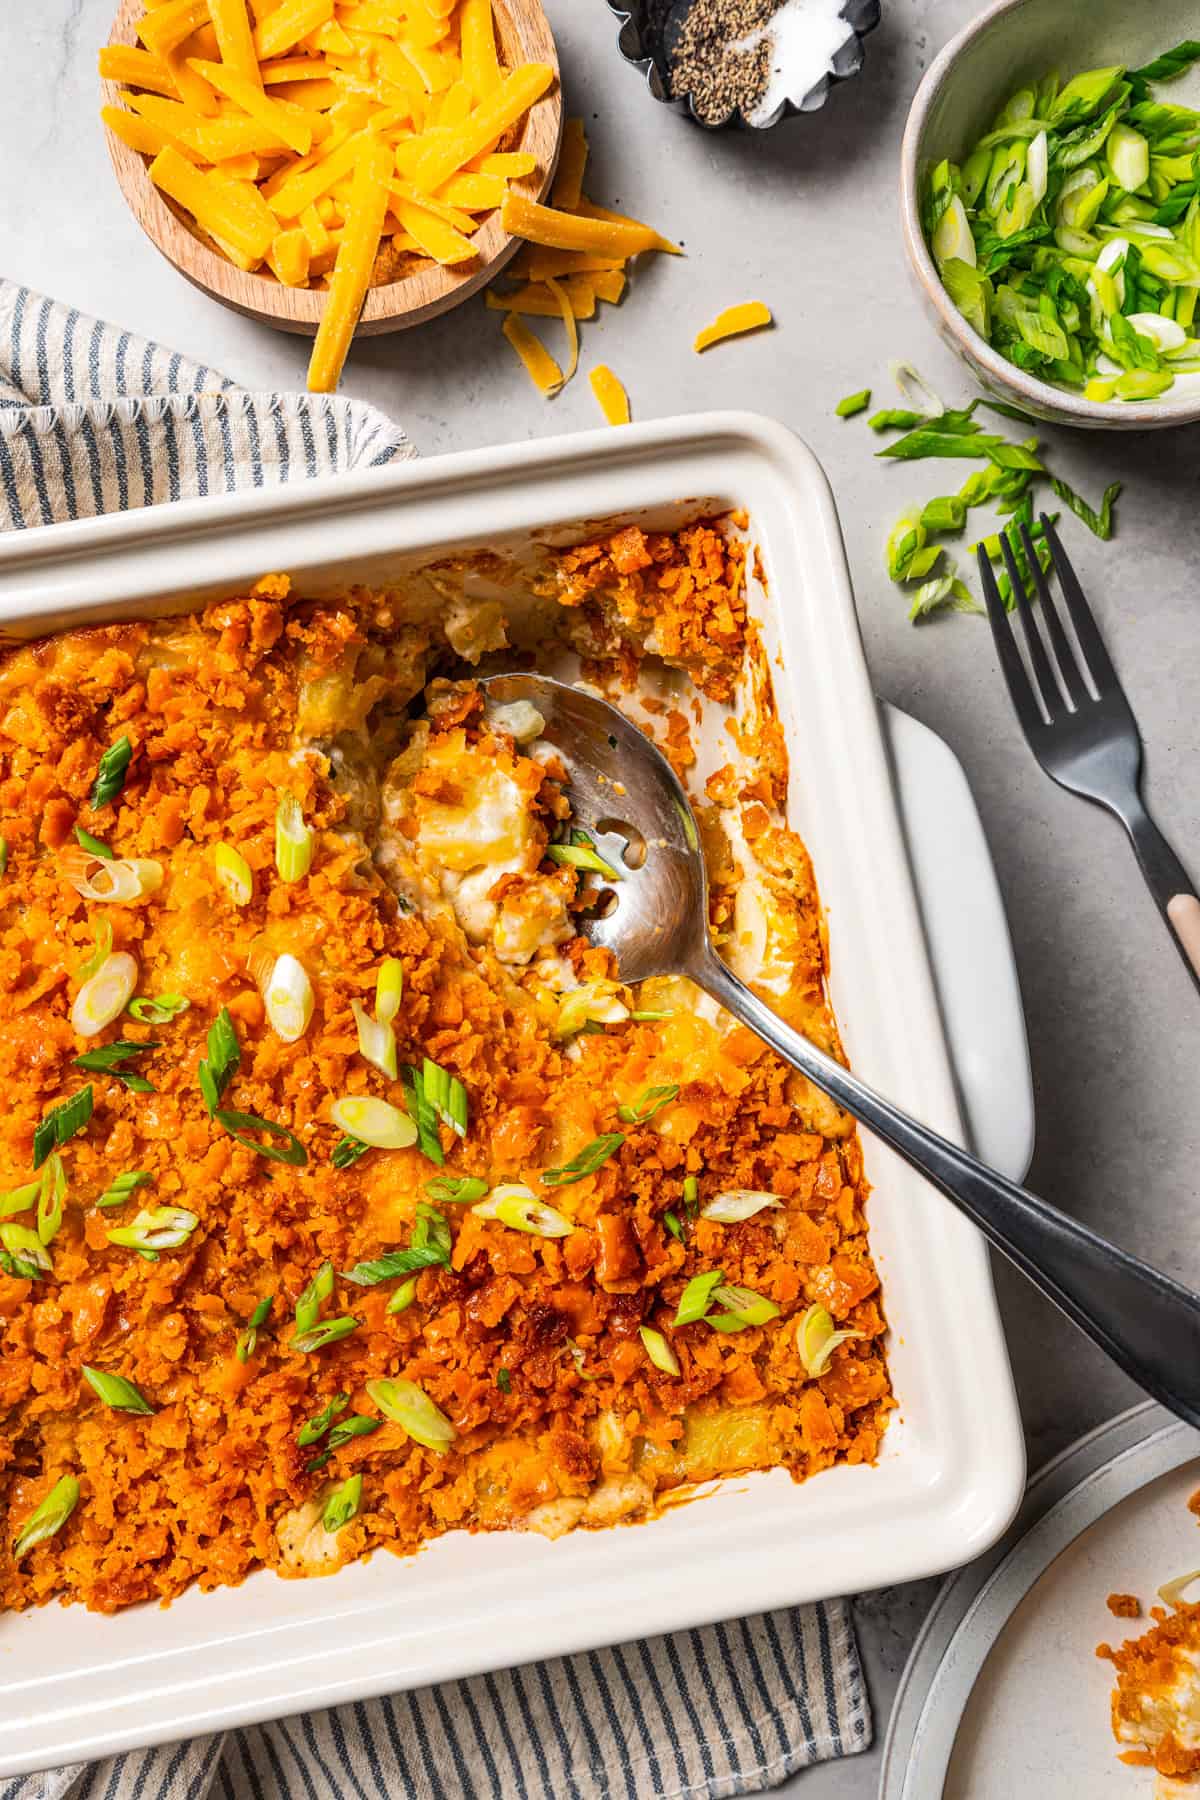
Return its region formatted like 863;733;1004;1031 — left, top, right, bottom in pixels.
0;412;1025;1774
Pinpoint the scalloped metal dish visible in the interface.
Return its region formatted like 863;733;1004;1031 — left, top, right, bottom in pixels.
605;0;881;129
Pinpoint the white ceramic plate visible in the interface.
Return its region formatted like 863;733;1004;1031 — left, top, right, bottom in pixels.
0;414;1027;1775
882;1402;1200;1799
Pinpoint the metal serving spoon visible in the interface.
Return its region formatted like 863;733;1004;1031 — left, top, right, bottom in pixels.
483;671;1200;1427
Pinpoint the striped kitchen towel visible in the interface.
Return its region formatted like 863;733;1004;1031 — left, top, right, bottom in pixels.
0;282;872;1800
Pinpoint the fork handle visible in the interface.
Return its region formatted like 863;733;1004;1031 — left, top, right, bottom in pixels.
1117;799;1200;988
692;946;1200;1429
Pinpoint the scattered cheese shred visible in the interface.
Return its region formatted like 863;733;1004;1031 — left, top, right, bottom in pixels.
545;276;579;381
485;278;595;320
693;301;774;352
308;132;393;392
501;191;679;258
502;314;563;394
590;365;630;426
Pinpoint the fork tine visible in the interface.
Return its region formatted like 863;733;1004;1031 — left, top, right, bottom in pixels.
976;543;1046;740
1018;522;1087;710
1039;513;1120;696
999;526;1060;719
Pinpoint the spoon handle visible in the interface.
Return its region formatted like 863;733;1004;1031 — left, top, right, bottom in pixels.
694;948;1200;1427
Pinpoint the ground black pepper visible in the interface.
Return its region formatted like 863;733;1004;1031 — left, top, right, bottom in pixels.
667;0;786;126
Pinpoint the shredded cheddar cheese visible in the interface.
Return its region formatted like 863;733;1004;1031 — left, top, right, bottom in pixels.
693;301;774;352
308;132;394;393
502;313;563;394
590;364;630;426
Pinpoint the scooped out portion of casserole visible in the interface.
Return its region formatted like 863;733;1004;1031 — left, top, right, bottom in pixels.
0;517;891;1614
1103;1599;1200;1793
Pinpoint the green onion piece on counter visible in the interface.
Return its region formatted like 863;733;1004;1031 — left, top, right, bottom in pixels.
663;1210;684;1243
1050;476;1122;539
700;1189;783;1223
422;1057;469;1139
365;1377;457;1452
297;1392;349;1446
215;1107;309;1166
81;1365;156;1414
387;1276;419;1315
292;1316;359;1354
673;1269;724;1327
705;1282;782;1333
541;1132;624;1187
0;1222;53;1280
796;1302;868;1377
36;1153;66;1247
0;838;8;876
212;842;254;907
90;736;133;809
919;495;967;533
424;1175;487;1205
332;1135;370;1169
275;793;314;883
869;408;926;431
496;1367;512;1393
835;387;872;417
331;1094;419;1153
75;827;113;859
295;1260;335;1335
13;1474;80;1560
198;1007;240;1116
322;1474;363;1533
682;1175;699;1216
128;993;190;1025
616;1084;680;1125
351;1000;398;1081
639;1325;681;1376
97;1170;152;1210
75;919;113;982
546;832;622;880
236;1293;274;1363
375;957;404;1024
106;1206;198;1254
32;1087;94;1170
399;1065;444;1165
0;1178;43;1219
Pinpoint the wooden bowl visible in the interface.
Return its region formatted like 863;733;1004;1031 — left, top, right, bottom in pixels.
102;0;562;335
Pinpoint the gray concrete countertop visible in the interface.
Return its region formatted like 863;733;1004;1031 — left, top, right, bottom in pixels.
6;1;1200;1791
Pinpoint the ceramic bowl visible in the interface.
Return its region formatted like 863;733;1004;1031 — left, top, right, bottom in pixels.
607;0;881;131
900;0;1200;429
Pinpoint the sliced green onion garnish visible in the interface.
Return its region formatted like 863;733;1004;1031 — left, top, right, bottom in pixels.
375;957;404;1025
639;1325;680;1375
322;1474;363;1532
75;918;113;983
332;1135;370;1169
422;1057;468;1139
32;1086;94;1169
365;1377;457;1452
295;1260;334;1335
327;1415;380;1451
81;1365;156;1414
1157;1568;1200;1611
90;735;133;809
198;1007;240;1117
73;1037;159;1089
0;1222;53;1280
706;1282;781;1333
496;1367;512;1393
215;1107;308;1166
700;1189;783;1223
236;1292;274;1363
796;1302;867;1376
663;1210;684;1243
61;853;163;905
213;842;254;906
835;388;871;418
399;1064;443;1165
106;1206;198;1254
546;832;621;880
352;1000;397;1080
616;1084;680;1126
0;1178;43;1219
541;1132;624;1187
12;1474;80;1559
342;1239;448;1286
297;1392;349;1446
0;837;8;875
424;1175;487;1205
75;826;113;859
275;793;314;883
387;1275;419;1315
96;1170;152;1210
329;1095;418;1152
264;953;314;1043
629;1009;672;1022
36;1153;66;1247
682;1174;699;1216
555;979;629;1038
476;1188;574;1238
128;993;190;1025
673;1269;724;1328
292;1316;359;1354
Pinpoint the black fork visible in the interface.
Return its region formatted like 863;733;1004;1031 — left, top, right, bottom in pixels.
977;515;1200;995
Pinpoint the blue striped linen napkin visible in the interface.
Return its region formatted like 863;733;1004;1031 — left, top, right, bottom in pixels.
0;280;872;1800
